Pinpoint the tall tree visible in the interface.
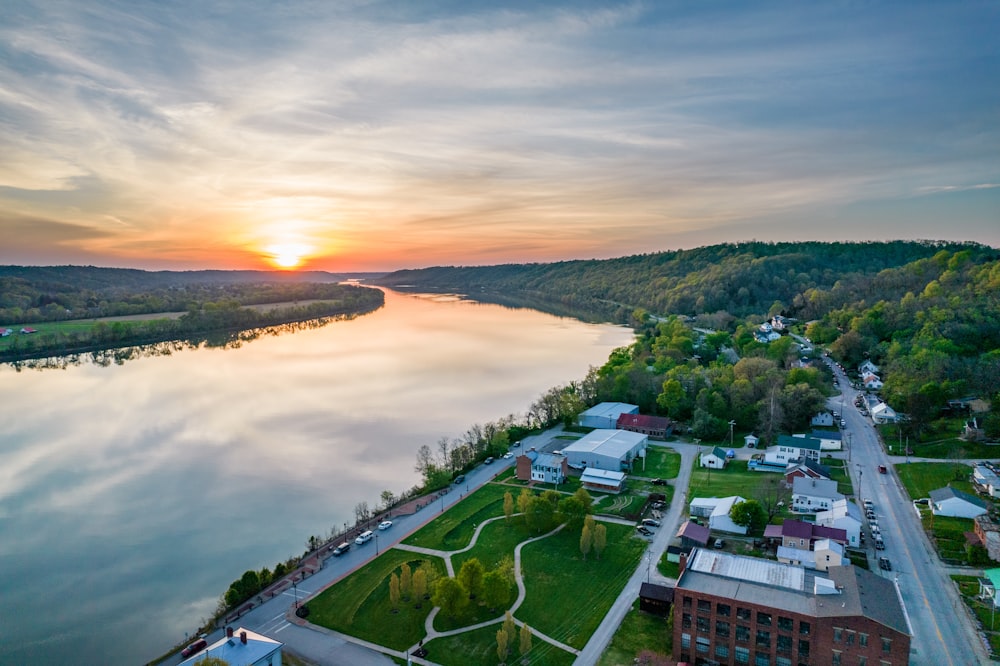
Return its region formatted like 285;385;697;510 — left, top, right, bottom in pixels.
496;628;509;664
503;490;515;521
458;558;486;599
520;623;533;658
412;568;427;608
432;577;467;618
593;523;608;560
580;522;593;560
503;611;516;645
525;496;555;533
399;563;412;601
517;488;532;514
481;570;510;612
389;573;400;612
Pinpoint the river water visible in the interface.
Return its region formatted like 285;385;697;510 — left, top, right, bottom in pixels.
0;288;633;664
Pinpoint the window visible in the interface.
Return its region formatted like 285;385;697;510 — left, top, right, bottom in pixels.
778;616;793;632
755;653;771;666
681;633;691;648
834;627;843;642
738;607;752;620
698;616;711;633
716;644;730;659
798;639;810;658
776;659;791;666
859;657;867;666
777;634;792;654
735;646;750;664
698;599;712;612
881;637;892;653
683;596;692;608
846;630;855;645
757;612;772;626
799;621;811;636
682;613;691;629
696;636;710;654
716;621;731;638
860;633;869;647
718;603;732;616
756;629;771;649
736;625;750;643
832;650;842;666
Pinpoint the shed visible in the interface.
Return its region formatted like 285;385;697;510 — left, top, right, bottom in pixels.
580;468;627;494
638;582;674;615
676;520;710;548
699;446;728;469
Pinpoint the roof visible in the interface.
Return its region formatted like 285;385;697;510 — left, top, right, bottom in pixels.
763;524;784;538
639;582;674;602
792;476;843;500
579;402;638;419
562;429;647;459
810;430;842;441
181;628;282;666
617;413;672;429
710;446;728;460
676;520;710;544
777;545;816;567
711;495;744;517
777;434;822;451
786;459;832;479
984;568;1000;591
782;519;847;543
580;468;626;483
532;452;565;468
817;498;863;523
930;486;988;509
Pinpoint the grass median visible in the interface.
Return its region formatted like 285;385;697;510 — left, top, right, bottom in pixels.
423;622;576;666
403;483;511;550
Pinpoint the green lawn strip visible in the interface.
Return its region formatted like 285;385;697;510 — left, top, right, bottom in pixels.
895;462;975;500
518;523;646;649
0;320;128;351
953;575;1000;657
635;446;682;479
827;465;854;496
596;599;672;666
403;483;512;550
454;514;534;572
423;622;576;666
308;549;447;650
688;460;770;499
921;510;975;563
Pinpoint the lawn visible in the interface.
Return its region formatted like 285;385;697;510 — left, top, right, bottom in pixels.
403;483;512;550
518;522;647;649
635;446;682;479
879;416;1000;459
657;554;680;579
688;460;769;499
307;549;447;650
590;483;648;520
922;511;976;564
423;621;576;666
597;599;672;666
895;462;975;500
953;575;1000;658
0;320;116;351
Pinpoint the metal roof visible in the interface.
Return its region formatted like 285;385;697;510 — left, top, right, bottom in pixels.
580;468;626;483
792;476;843;500
563;428;647;458
579;402;638;419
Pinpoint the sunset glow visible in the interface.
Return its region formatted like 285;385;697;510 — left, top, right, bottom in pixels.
265;243;311;270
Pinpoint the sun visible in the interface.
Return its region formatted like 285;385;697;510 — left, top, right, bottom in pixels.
265;243;310;270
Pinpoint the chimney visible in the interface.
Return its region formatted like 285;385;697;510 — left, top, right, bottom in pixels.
226;626;234;638
240;631;247;645
678;551;688;578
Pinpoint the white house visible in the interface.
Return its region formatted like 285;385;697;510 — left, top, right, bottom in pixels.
700;447;728;470
180;627;283;666
870;402;898;424
764;435;822;465
862;373;883;391
794;431;842;451
777;539;844;572
689;496;749;534
792;477;844;514
815;499;863;548
973;465;1000;499
859;360;880;376
929;487;988;518
577;402;639;429
811;412;834;427
561;429;647;472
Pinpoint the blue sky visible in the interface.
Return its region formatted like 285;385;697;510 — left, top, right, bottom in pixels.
1;1;997;271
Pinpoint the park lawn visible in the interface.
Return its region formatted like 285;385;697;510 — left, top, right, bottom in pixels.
307;549;447;650
895;462;975;500
688;460;768;499
953;575;1000;658
518;522;646;649
637;446;682;479
454;514;532;572
590;484;646;519
403;483;512;550
423;622;576;666
912;438;1000;459
597;599;671;666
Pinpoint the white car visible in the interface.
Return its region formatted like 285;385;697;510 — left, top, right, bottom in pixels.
503;452;514;459
377;520;393;530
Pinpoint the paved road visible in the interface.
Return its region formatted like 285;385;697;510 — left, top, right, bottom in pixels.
827;360;988;665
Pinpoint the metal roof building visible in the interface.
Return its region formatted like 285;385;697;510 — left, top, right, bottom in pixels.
561;428;647;472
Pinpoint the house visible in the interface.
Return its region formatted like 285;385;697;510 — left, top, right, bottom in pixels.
616;412;673;439
180;627;283;666
769;519;848;549
515;449;568;484
764;435;821;466
577;402;639;429
815;499;863;548
744;433;759;449
688;495;749;534
974;464;1000;498
929;486;988;518
974;515;1000;562
777;538;845;571
639;582;674;615
811;412;834;427
673;549;911;666
676;520;710;548
870;402;898;424
862;373;883;391
580;468;626;494
561;429;647;472
859;360;880;376
794;430;842;451
700;447;728;470
792;477;844;513
784;459;832;484
753;328;782;343
771;315;790;331
20;327;37;334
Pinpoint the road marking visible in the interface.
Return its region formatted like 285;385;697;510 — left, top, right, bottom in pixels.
273;621;290;633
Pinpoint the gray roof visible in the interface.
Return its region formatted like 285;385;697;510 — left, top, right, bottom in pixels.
792;476;843;500
929;486;988;508
562;429;647;458
532;452;565;468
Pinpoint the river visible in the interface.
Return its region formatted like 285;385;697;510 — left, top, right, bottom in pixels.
0;288;634;664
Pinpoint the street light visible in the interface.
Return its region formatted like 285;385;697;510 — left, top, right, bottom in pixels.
293;580;298;608
375;532;379;556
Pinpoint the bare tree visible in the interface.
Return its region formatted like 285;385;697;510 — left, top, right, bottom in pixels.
755;474;791;524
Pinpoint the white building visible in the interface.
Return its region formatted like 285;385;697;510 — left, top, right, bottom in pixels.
811;412;834;427
794;431;842;451
580;468;627;494
764;435;821;465
561;429;647;472
577;402;639;429
815;498;863;548
974;465;1000;499
859;360;880;376
792;477;844;514
929;487;988;518
870;402;898;424
699;447;728;469
181;627;283;666
777;538;844;572
688;496;749;535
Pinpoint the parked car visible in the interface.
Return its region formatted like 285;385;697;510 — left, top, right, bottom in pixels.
503;452;514;459
355;530;374;545
642;518;661;527
331;541;351;556
840;419;847;428
484;456;494;464
875;537;885;550
377;520;393;530
181;639;208;658
636;526;653;537
879;556;892;571
453;474;466;485
651;478;667;486
878;465;887;474
713;538;725;549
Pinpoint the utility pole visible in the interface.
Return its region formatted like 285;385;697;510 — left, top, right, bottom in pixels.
729;420;736;448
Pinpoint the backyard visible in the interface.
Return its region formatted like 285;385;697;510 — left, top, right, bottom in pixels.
895;462;975;500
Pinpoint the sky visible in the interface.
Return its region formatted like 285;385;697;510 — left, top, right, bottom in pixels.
1;1;997;272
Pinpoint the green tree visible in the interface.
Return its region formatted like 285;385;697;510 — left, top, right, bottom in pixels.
525;496;555;533
458;558;486;599
558;495;587;529
729;499;766;533
481;569;510;612
496;628;509;663
412;568;427;608
519;623;533;659
593;523;608;560
580;521;593;560
517;488;532;514
503;610;516;645
432;577;467;618
400;562;412;600
503;490;515;521
389;572;400;612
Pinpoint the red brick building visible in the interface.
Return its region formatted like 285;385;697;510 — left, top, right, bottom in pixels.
616;412;673;439
674;549;910;665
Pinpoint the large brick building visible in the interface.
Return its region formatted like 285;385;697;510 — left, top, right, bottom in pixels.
674;549;910;666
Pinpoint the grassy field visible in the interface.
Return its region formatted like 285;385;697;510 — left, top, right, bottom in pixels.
402;483;512;550
953;575;1000;658
0;321;106;351
688;460;767;499
879;416;1000;459
895;462;975;500
921;510;975;564
597;599;671;666
423;621;576;666
307;549;447;650
635;446;682;479
518;522;646;649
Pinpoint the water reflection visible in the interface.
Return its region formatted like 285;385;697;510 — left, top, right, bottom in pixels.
0;289;633;664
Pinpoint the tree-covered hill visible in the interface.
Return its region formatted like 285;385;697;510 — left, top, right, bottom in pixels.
375;241;994;323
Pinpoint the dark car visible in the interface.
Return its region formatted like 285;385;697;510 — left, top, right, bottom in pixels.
636;526;653;536
453;474;465;485
878;465;887;474
879;557;892;571
484;457;494;464
181;638;208;658
651;478;667;486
